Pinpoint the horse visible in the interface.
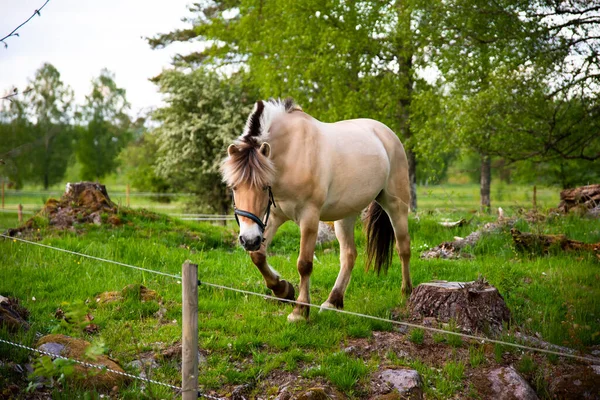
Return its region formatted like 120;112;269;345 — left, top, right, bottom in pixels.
220;98;412;322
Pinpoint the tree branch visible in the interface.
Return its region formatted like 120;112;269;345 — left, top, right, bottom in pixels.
0;0;50;49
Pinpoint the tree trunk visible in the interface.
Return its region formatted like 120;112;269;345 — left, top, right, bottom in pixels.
396;2;416;212
480;155;491;213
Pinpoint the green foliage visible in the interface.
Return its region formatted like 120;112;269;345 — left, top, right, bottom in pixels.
77;69;131;181
119;131;171;194
152;68;256;213
304;352;369;392
28;356;76;391
409;328;424;344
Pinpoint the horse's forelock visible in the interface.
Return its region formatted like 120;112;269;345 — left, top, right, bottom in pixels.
221;142;275;189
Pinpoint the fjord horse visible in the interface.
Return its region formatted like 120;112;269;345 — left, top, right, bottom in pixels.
221;99;411;322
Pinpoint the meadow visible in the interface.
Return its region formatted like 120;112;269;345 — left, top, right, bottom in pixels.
1;184;598;399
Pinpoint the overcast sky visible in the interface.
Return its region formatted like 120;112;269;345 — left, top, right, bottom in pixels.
0;0;197;116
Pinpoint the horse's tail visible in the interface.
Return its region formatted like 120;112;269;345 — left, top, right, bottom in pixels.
364;201;395;275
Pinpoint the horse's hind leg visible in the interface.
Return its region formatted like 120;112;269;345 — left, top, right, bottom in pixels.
379;193;412;295
321;216;357;310
249;213;295;301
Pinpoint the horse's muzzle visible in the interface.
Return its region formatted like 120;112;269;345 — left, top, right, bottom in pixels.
239;235;262;251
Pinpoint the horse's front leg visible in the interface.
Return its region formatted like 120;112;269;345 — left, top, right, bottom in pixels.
288;210;319;322
249;214;295;301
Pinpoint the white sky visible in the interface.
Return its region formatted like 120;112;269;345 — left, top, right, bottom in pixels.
0;0;197;116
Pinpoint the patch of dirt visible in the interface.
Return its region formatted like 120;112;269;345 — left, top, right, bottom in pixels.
96;284;159;304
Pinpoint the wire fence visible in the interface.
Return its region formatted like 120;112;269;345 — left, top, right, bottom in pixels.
2;233;597;365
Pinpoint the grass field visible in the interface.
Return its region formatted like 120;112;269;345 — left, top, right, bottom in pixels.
1;184;598;398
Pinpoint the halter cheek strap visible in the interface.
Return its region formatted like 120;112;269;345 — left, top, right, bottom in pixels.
233;187;276;235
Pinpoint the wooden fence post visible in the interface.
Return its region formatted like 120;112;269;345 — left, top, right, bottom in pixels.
533;185;537;211
1;179;4;209
126;184;130;207
182;261;198;400
18;204;23;223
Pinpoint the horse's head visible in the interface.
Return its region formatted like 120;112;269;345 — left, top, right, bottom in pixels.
222;141;275;251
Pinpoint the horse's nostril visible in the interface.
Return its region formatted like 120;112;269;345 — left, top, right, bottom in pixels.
239;236;246;246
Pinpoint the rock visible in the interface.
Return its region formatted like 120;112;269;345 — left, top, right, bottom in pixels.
409;278;511;335
0;295;30;332
549;365;600;399
36;334;129;389
379;369;423;399
317;222;336;245
486;366;538;400
38;342;65;356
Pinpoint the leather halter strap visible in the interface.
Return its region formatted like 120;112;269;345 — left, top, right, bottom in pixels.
233;186;276;234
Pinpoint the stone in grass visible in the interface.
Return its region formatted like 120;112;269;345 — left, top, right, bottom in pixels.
409;278;511;335
487;366;538;400
36;334;129;389
377;369;423;400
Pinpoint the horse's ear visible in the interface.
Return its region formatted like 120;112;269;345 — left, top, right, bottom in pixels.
227;144;239;157
259;142;271;158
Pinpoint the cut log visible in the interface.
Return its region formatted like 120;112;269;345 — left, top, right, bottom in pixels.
409;278;511;335
557;183;600;213
511;228;600;258
438;218;468;228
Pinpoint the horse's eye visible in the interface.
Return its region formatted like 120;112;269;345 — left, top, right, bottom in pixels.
232;186;237;191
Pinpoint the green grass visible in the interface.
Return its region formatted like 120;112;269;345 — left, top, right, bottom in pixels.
1;186;599;397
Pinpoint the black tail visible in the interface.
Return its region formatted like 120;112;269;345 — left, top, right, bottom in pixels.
364;201;395;275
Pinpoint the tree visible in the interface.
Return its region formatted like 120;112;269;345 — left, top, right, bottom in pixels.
24;63;75;189
77;70;131;181
149;0;424;211
0;95;32;188
413;0;599;209
152;68;256;214
119;128;171;196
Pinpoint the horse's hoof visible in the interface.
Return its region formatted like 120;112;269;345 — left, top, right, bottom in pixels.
273;280;295;304
287;312;307;323
319;301;336;313
283;280;296;301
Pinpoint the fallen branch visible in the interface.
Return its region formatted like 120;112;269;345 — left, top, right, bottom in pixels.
510;228;600;258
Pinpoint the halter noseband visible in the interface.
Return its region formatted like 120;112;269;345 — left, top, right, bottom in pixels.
233;186;276;235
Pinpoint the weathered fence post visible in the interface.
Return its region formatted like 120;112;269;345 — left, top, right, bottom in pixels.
533;185;537;211
1;179;4;209
126;184;131;207
182;261;198;400
18;204;23;223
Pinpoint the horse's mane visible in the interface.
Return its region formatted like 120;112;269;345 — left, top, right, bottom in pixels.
221;98;301;188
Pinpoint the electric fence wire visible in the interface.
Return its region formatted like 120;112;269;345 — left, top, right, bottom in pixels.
2;233;598;365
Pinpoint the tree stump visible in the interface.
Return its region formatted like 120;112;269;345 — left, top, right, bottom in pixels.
409;279;511;335
557;183;600;213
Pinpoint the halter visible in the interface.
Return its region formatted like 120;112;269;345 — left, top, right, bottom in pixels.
233;186;276;235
